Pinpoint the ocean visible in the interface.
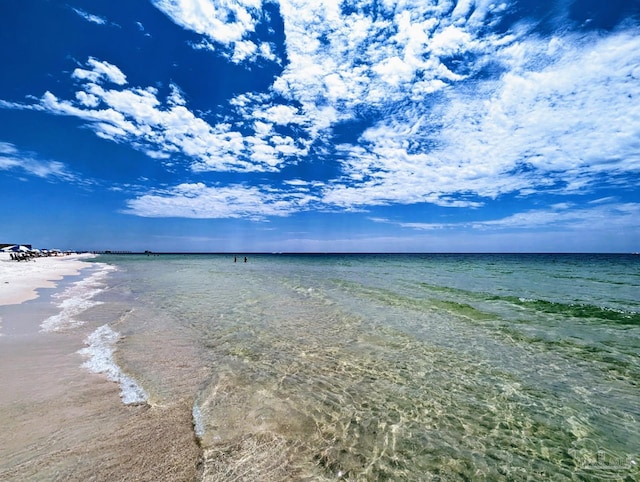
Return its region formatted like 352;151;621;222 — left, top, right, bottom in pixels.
4;253;640;480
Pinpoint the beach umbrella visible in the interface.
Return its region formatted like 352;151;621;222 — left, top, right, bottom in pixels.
1;245;18;252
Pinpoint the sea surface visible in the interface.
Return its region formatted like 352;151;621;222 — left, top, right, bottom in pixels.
18;254;640;480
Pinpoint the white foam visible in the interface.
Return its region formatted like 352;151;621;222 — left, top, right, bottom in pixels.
518;297;537;303
40;264;116;332
192;402;205;439
78;324;148;405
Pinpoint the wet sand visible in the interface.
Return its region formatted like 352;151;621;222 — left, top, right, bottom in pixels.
0;256;201;481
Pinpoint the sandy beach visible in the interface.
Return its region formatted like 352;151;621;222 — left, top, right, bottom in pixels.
0;254;201;481
0;252;97;306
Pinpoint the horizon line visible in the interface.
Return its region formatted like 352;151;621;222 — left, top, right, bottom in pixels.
88;251;640;255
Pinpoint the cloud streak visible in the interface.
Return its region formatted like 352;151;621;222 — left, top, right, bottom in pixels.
381;201;640;232
72;8;107;25
0;142;78;182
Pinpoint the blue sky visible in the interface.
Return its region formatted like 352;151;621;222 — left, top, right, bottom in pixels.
1;0;639;252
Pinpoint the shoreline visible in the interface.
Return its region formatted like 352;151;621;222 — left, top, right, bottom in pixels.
0;252;98;307
0;254;202;480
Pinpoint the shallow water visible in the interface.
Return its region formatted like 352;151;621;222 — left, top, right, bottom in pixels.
89;253;639;481
2;253;639;480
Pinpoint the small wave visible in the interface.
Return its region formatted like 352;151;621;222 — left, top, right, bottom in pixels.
40;264;116;332
78;324;148;405
430;299;496;321
518;297;537;303
511;297;640;324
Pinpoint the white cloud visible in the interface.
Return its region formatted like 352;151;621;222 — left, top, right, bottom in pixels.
73;8;107;25
75;91;100;108
125;182;318;219
259;42;277;62
256;104;302;125
324;28;640;209
0;141;18;155
0;142;78;181
151;0;261;43
72;58;127;86
21;1;512;189
21;58;312;173
2;1;640;225
232;0;509;168
232;39;258;62
375;202;640;233
429;25;474;56
372;56;414;86
473;203;640;231
151;0;267;62
272;0;493;108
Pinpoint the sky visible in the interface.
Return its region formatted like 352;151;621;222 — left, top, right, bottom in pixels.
1;0;639;253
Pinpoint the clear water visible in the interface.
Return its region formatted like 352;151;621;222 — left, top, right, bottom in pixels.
91;253;639;480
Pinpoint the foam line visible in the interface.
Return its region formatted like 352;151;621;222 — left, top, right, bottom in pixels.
40;264;116;332
78;324;149;405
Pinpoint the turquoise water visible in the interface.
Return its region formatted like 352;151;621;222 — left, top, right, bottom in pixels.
92;253;639;480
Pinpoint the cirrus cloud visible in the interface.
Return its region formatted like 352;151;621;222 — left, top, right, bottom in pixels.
0;141;79;182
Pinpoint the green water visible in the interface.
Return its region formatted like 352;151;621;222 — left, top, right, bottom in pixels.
95;254;639;480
